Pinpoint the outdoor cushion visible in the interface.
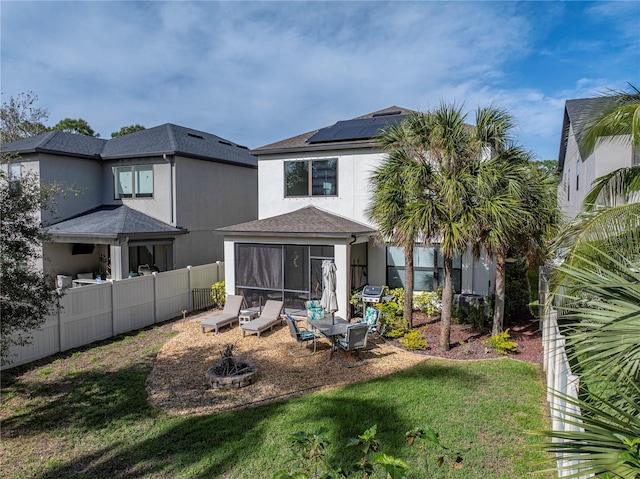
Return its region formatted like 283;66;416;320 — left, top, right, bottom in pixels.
364;306;379;328
306;299;324;320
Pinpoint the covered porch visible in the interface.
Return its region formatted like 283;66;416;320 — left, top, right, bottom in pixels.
218;206;375;320
43;205;188;282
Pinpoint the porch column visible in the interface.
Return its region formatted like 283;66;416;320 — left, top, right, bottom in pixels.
334;243;349;320
110;244;127;280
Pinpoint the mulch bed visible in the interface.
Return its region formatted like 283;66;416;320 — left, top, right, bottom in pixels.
146;310;543;416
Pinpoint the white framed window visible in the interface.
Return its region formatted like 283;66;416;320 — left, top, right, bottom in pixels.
576;160;580;191
634;145;640;166
114;165;153;199
284;159;338;197
8;162;21;181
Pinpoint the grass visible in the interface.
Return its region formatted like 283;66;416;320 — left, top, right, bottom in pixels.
1;321;551;479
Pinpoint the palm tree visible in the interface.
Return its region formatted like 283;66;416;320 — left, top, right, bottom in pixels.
368;121;424;327
401;105;476;350
538;84;640;478
538;245;640;478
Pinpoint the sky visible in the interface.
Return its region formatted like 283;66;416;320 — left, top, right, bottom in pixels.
2;1;639;161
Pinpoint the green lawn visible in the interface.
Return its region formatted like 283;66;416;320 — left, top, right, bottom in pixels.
1;325;551;479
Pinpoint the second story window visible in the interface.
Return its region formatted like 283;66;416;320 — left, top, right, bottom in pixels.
114;165;153;199
576;160;580;191
284;159;337;197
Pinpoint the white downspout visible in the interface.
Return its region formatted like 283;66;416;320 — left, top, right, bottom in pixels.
163;154;175;226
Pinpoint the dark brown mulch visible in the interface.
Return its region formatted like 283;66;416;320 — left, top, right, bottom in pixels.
388;311;543;363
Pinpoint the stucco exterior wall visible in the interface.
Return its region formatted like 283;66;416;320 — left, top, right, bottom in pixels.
257;148;384;225
558;129;633;221
101;157;173;224
174;157;257;267
20;154;103;226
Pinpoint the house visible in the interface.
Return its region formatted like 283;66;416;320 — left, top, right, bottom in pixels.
557;97;640;220
219;107;494;319
1;124;258;281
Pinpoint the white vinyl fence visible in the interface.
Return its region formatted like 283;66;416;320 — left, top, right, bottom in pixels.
540;269;585;478
3;262;224;370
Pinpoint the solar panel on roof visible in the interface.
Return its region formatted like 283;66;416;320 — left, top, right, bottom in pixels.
307;114;408;144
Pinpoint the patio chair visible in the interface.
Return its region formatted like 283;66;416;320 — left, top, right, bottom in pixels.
241;300;284;337
336;322;369;368
200;294;244;333
363;306;385;340
285;314;320;357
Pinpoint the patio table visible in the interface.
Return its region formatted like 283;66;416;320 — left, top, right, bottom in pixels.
307;317;350;360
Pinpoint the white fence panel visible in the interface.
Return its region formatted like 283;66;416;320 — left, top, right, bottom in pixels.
155;269;190;322
191;262;224;289
60;284;113;350
112;275;156;334
3;262;224;369
542;305;588;478
4;311;60;366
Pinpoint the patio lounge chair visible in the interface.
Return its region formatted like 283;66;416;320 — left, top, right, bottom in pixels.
285;314;320;357
200;294;244;333
241;300;284;337
336;322;369;368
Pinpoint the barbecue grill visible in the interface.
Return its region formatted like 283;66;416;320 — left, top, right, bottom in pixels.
354;285;393;303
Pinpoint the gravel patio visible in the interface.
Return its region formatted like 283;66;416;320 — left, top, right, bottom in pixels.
146;309;428;416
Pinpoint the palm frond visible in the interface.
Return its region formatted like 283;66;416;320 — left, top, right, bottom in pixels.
584;166;640;210
533;379;640;479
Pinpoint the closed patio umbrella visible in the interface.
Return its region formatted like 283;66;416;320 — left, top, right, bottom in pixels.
321;260;338;323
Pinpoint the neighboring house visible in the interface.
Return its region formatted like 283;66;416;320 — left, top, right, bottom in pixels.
219;107;494;319
1;124;257;281
557;97;640;220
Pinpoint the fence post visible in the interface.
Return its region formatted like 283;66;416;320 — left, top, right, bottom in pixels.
153;272;158;324
56;295;63;355
110;280;115;338
187;265;193;312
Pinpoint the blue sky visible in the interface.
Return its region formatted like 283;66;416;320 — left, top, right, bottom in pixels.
2;1;638;160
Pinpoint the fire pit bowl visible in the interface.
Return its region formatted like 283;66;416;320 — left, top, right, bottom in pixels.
206;344;258;389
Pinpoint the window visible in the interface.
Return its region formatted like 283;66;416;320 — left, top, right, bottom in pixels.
567;169;570;201
235;243;334;310
8;163;21;181
576;160;580;190
114;165;153;199
634;145;640;166
387;245;461;292
284;159;337;197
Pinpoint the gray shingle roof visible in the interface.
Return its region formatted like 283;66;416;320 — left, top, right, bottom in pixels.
102;124;257;168
218;206;375;238
44;205;187;238
2;124;257;168
252;106;416;155
558;96;619;172
1;130;106;158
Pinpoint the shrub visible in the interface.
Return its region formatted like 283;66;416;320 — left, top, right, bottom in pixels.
399;330;428;350
210;281;226;308
482;329;518;355
413;291;441;317
505;257;533;325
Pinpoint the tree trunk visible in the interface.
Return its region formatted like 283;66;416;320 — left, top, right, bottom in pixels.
440;255;453;351
492;251;506;336
404;244;414;328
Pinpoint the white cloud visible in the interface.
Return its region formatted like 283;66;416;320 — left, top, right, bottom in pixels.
1;1;637;158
